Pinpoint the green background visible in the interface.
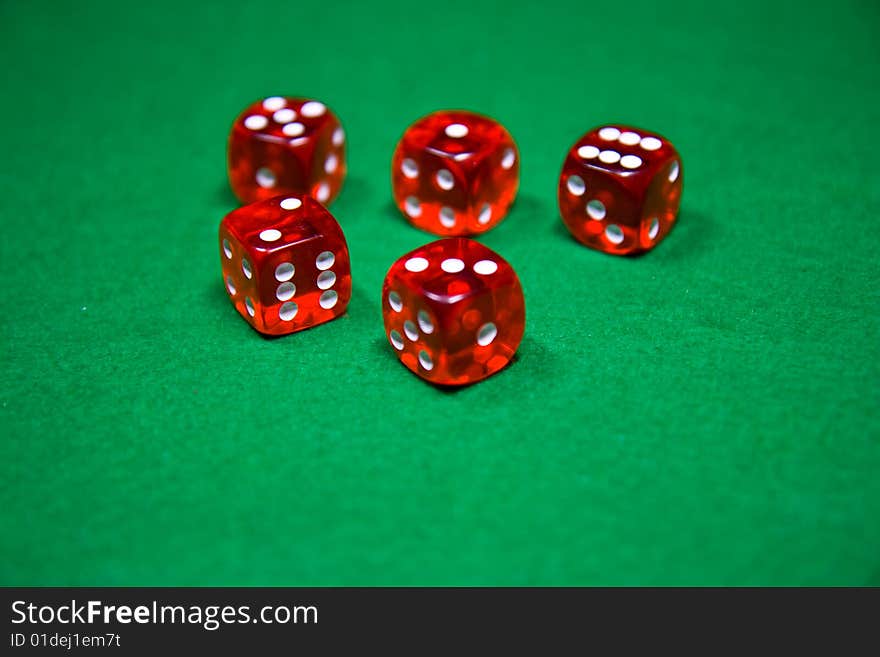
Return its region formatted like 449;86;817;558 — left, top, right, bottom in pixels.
1;0;878;586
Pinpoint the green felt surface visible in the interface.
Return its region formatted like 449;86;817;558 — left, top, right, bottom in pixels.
1;0;878;586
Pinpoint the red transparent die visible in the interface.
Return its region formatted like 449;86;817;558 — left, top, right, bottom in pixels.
227;96;346;205
558;125;682;255
219;195;351;335
382;238;525;386
391;110;519;236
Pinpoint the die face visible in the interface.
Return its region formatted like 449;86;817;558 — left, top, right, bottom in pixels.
640;155;682;248
220;195;351;335
558;125;682;255
391;110;519;236
227;97;346;206
382;238;525;386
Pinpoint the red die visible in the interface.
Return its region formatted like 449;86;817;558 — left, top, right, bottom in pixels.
382;238;525;386
219;195;351;335
558;125;682;255
391;110;519;236
227;96;346;205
